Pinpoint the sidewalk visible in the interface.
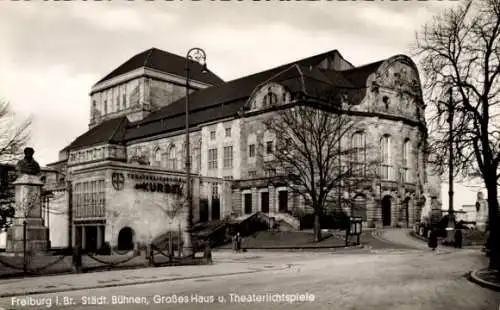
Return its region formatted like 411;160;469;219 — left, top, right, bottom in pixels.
0;252;290;298
469;268;500;292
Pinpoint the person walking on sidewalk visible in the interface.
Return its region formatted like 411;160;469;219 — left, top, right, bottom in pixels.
428;227;438;251
454;229;463;248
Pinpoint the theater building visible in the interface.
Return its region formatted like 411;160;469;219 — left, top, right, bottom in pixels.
46;47;441;250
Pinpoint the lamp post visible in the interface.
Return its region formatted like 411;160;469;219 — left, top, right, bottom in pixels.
184;47;208;257
446;87;456;242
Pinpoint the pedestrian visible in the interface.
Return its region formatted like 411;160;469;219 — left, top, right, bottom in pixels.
428;227;438;251
232;233;238;253
454;229;463;249
236;232;242;253
204;242;213;264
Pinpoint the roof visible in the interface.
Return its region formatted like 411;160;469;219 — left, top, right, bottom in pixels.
68;117;129;150
94;48;225;87
141;49;349;124
67;50;391;149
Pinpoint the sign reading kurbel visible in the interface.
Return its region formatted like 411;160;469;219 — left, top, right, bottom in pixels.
127;173;184;195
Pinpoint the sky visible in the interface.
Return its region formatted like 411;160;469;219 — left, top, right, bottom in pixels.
0;0;481;207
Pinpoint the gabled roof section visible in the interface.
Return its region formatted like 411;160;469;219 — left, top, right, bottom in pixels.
339;60;385;88
141;49;346;124
68;117;129;150
94;48;225;87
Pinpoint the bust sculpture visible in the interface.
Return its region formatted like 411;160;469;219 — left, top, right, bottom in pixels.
16;147;41;176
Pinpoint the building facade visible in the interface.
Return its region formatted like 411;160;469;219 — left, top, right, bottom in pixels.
43;47;440;250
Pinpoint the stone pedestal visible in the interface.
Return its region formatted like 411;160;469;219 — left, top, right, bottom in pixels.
6;174;49;254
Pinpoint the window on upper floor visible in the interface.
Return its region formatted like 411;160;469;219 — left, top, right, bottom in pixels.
122;94;127;108
225;127;231;138
92;100;97;111
168;145;177;170
248;144;256;158
116;96;120;111
265;141;274;155
263;90;278;108
351;131;366;176
104;100;108;114
154;147;162;163
402;139;411;183
223;146;233;169
380;134;392;180
248;171;257;178
210;131;216;140
208;148;218;170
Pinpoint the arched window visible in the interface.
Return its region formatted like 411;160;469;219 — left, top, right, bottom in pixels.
168;145;177;170
380;134;392;180
351;131;366;176
153;147;161;163
402;139;411;182
263;88;278;107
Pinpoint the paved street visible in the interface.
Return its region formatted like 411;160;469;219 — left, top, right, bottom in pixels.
0;230;498;310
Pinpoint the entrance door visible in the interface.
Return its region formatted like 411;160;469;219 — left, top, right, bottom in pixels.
278;191;288;213
244;193;252;214
211;198;220;220
117;227;134;251
382;196;392;226
85;226;98;253
199;199;209;222
261;192;269;213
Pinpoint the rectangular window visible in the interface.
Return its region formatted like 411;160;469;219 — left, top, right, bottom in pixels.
98;179;105;217
225;127;231;137
208;148;218;169
123;94;127;108
104;100;108;114
223;146;233;169
116;96;120;111
91;181;97;217
212;183;219;198
210;131;216;140
248;144;255;158
248;171;257;178
266;141;273;155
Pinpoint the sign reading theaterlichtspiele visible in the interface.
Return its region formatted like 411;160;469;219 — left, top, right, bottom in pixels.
127;173;185;195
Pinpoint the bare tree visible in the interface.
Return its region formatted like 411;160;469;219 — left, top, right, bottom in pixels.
0;99;31;163
263;102;377;242
415;0;500;269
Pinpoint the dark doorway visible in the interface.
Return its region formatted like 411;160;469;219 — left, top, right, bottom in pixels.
117;227;134;251
244;193;252;214
75;226;82;248
199;199;209;222
261;192;269;213
85;226;98;253
211;198;220;220
278;191;288;213
382;196;392;226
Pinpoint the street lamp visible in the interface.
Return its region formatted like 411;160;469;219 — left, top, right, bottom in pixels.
184;47;208;257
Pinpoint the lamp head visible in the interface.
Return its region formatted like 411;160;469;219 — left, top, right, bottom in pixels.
201;63;208;74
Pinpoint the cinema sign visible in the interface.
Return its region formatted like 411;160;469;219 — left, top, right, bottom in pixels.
127;173;184;195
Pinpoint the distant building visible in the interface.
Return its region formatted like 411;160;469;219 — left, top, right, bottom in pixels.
44;48;440;251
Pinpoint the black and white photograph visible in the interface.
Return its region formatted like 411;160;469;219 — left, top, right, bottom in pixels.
0;0;499;309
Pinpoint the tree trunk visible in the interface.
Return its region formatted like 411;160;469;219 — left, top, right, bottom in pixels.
313;213;322;242
486;182;500;270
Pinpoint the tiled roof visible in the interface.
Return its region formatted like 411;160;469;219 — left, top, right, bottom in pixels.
67;51;390;148
68;117;129;150
94;48;225;87
339;60;385;88
141;49;345;124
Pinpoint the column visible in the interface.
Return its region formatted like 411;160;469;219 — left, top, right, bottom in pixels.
269;185;276;213
81;226;86;250
96;225;103;250
252;187;258;213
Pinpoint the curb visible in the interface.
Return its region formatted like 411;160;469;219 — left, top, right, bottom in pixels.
0;265;291;298
468;269;500;292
